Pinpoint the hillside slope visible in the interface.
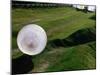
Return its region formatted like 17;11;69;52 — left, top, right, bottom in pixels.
12;6;96;74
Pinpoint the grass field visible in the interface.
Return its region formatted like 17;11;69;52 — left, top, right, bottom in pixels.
12;6;96;74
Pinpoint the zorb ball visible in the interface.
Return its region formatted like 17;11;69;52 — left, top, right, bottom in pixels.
17;24;47;55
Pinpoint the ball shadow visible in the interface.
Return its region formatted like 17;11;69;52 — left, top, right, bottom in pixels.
12;54;34;74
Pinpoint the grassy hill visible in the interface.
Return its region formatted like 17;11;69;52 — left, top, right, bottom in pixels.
12;6;96;74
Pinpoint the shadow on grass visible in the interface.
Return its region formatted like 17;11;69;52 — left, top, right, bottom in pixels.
12;54;34;74
49;27;96;48
89;15;96;20
12;30;18;38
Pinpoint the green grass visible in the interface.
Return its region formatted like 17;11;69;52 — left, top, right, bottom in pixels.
28;42;96;72
46;42;96;72
12;6;96;73
12;7;95;40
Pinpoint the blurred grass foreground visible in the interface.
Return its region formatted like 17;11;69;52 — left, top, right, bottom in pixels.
12;3;96;74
